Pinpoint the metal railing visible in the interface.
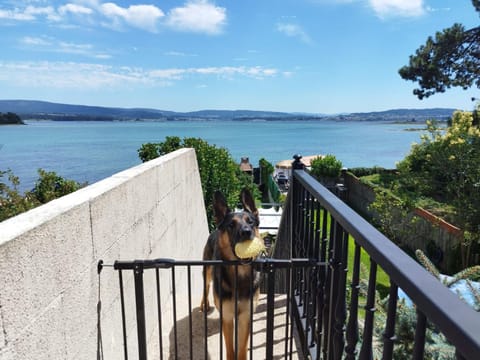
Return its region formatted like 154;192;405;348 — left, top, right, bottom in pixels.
103;167;480;359
110;257;324;360
274;168;480;359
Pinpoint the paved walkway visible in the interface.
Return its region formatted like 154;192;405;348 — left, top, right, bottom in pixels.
158;294;300;359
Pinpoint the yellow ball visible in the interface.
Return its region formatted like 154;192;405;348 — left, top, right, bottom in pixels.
235;237;265;259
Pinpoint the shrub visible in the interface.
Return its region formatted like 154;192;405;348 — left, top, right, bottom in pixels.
138;136;258;230
0;169;83;222
349;166;387;177
31;169;83;203
310;154;343;179
397;112;480;267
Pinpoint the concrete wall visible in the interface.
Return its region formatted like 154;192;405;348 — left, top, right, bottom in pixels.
343;173;376;219
0;148;209;360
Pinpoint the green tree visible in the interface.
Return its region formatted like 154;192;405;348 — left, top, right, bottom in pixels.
368;188;416;246
138;136;257;229
396;111;480;267
399;0;480;99
0;112;24;125
0;170;37;221
0;169;83;222
31;169;83;203
258;157;274;186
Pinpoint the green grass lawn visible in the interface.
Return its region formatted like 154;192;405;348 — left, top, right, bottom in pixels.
344;234;391;321
317;208;390;297
347;234;390;296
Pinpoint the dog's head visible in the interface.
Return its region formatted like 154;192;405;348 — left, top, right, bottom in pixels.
213;188;261;259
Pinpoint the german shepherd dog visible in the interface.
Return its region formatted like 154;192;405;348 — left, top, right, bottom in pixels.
200;188;263;360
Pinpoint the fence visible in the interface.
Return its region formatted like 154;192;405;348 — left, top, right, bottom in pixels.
101;168;480;359
273;169;480;359
105;257;324;359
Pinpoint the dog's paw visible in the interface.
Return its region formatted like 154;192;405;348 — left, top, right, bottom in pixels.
200;298;211;312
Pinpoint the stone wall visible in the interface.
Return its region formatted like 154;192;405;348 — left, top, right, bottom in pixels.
0;148;209;359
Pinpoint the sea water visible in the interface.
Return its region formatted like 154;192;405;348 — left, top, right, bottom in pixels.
0;119;425;191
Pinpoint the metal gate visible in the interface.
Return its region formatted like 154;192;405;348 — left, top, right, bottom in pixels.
100;257;325;360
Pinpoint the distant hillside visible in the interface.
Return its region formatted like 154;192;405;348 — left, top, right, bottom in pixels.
0;100;175;120
323;108;456;122
183;109;293;119
0;99;457;122
0;100;296;121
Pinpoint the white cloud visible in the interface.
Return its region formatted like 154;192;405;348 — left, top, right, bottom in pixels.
0;61;279;89
166;0;226;35
310;0;426;18
21;36;52;46
0;61;152;88
149;68;186;80
164;51;198;57
58;3;94;16
100;3;164;32
0;1;164;32
18;36;111;59
0;5;58;21
149;66;278;80
426;6;451;13
308;0;359;4
0;1;228;34
368;0;425;17
59;41;93;52
276;23;312;44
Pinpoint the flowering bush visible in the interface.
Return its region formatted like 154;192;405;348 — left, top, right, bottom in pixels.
396;109;480;266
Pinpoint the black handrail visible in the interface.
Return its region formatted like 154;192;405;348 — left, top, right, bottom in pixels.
288;169;480;359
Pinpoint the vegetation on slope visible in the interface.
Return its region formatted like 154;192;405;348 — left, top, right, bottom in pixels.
0;112;24;125
0;169;83;222
138;136;257;230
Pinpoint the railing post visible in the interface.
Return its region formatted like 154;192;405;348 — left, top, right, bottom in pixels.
382;282;398;360
323;214;335;360
265;260;276;360
316;209;329;359
359;259;377;360
333;227;348;359
292;154;305;171
133;262;148;360
118;270;129;360
345;243;361;359
412;310;427;360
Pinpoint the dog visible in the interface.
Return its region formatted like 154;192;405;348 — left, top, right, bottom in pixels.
200;188;264;360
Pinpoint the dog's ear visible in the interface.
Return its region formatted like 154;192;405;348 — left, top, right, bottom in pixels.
213;190;230;225
240;188;258;220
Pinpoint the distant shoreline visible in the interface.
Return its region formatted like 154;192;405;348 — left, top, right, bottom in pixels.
0;99;457;124
21;116;450;124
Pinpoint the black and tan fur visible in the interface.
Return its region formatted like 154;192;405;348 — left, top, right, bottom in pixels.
200;188;263;360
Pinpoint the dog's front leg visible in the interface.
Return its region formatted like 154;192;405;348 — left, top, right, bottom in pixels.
200;265;212;311
222;317;234;360
237;309;251;360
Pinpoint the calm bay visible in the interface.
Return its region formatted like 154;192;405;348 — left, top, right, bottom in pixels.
0;119;425;191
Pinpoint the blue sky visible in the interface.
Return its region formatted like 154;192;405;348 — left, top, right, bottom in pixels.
0;0;478;113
